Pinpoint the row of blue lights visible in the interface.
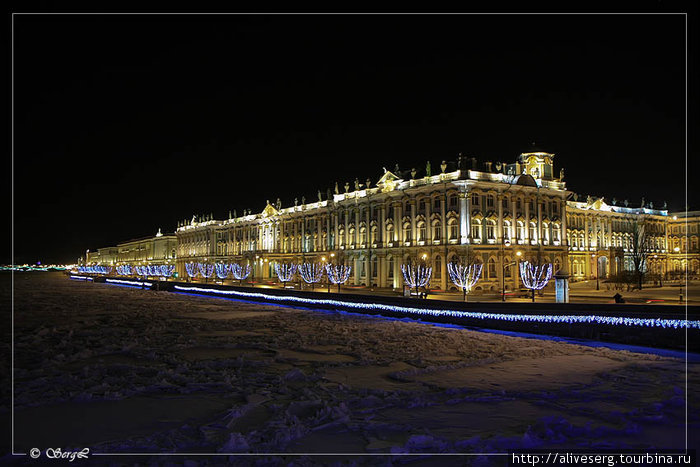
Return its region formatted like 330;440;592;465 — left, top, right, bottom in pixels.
70;275;93;281
105;278;152;287
173;285;700;330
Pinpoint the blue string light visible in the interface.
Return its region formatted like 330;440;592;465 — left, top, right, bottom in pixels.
171;285;700;330
215;263;231;279
70;275;93;281
106;278;153;287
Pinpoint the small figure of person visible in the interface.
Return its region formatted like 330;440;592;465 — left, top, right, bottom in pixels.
613;292;625;303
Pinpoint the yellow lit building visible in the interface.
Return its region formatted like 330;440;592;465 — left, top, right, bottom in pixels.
176;148;572;293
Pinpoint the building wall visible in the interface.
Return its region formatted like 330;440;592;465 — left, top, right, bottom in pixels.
117;235;178;265
177;153;570;292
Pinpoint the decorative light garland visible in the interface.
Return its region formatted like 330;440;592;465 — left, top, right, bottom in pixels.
325;263;352;292
116;265;133;276
106;278;152;287
198;263;215;279
77;266;112;275
172;285;700;330
401;263;432;294
215;263;231;279
274;262;297;285
519;261;553;302
70;275;93;281
299;262;324;289
185;262;199;278
447;262;483;301
231;263;251;285
326;264;352;284
158;264;175;278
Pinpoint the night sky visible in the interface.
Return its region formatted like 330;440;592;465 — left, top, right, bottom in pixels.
10;13;693;264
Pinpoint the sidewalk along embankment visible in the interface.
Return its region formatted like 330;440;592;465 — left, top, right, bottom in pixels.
74;275;700;352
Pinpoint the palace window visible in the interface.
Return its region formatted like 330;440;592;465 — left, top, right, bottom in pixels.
503;221;511;240
471;193;480;206
488;257;497;278
517;221;525;241
386;223;394;242
448;219;458;240
435;255;442;279
529;222;537;242
502;197;509;210
387;256;394;278
403;224;412;242
418;222;427;242
434;198;440;210
449;194;458;208
371;256;378;277
487;195;494;208
486;219;496;240
433;222;441;241
471;220;481;241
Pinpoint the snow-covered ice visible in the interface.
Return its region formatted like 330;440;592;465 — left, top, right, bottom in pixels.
5;273;699;464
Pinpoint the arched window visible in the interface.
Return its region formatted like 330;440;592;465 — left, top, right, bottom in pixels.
349;227;355;246
386;223;394;242
435;255;442;279
387;255;394;278
487;257;497;278
403;223;412;243
370;226;377;244
418;222;427;242
471;219;481;242
432;221;441;241
338;228;345;247
471;193;480;206
503;220;511;240
448;218;458;240
486;219;496;240
371;256;378;277
517;221;525;242
360;226;367;244
529;222;537;243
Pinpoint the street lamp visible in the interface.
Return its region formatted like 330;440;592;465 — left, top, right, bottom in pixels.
502;251;522;301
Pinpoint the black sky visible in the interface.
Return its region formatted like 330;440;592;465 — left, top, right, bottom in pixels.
9;13;693;264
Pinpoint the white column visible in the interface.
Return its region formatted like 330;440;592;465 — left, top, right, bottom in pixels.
460;192;468;244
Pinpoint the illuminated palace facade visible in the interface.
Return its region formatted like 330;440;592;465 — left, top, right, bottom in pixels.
175;148;696;292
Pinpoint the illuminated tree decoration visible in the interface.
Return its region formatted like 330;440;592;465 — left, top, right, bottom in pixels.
274;262;297;287
116;265;133;276
159;264;175;278
447;262;483;301
519;261;553;302
78;265;112;275
325;264;352;292
401;263;432;295
198;263;215;280
185;262;199;278
215;263;231;280
300;262;324;290
231;263;251;285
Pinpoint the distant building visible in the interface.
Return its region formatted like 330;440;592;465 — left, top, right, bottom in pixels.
83;229;177;268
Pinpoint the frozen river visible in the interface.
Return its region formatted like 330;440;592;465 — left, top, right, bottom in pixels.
4;273;699;464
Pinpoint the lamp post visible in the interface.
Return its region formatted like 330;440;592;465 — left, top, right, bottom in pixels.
502;251;522;301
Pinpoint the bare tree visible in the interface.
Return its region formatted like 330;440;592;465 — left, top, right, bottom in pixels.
630;220;652;290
